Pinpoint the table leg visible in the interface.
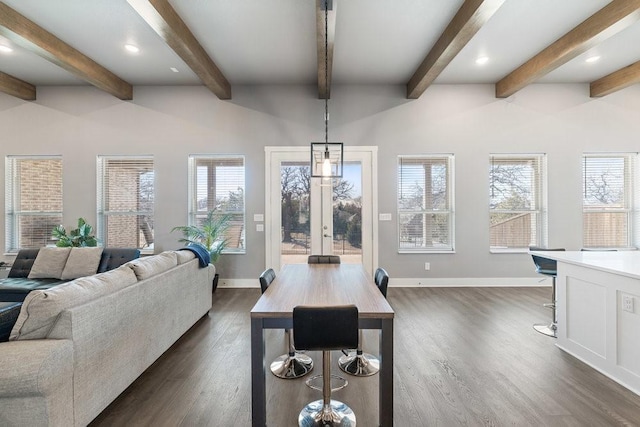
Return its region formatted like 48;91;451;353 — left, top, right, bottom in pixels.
380;318;394;426
251;317;266;426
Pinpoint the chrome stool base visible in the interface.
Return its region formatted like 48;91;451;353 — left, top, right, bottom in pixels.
338;352;380;376
270;353;313;379
533;323;557;338
298;400;356;427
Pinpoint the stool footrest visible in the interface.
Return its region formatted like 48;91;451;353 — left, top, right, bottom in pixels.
305;374;348;393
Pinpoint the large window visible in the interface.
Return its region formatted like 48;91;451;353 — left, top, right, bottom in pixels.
5;156;63;252
583;153;638;249
397;155;454;252
97;156;154;251
489;154;546;251
189;155;245;253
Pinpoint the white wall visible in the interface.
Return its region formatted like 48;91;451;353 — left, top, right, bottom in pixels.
1;83;639;282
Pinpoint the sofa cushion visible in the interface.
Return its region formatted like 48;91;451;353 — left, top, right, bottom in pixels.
8;249;40;278
0;278;70;302
126;251;177;281
27;247;72;280
97;248;141;273
60;247;104;280
10;265;138;341
175;250;196;265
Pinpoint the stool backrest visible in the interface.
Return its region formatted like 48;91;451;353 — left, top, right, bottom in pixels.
307;255;341;264
259;268;276;294
374;267;389;298
293;305;358;351
529;246;565;275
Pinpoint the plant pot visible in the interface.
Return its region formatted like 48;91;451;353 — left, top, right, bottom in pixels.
212;273;219;293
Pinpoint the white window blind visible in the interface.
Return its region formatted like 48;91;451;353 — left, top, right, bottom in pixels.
188;155;245;253
489;154;546;251
397;155;454;252
5;156;63;252
583;153;638;249
97;156;154;250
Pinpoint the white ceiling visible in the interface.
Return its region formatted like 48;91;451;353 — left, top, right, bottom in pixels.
1;0;639;91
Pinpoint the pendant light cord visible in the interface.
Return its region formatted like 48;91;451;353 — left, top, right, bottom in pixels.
324;0;329;147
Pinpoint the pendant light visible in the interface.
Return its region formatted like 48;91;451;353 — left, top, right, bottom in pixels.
311;0;343;178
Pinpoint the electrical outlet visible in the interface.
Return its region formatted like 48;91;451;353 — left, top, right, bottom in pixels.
623;295;634;313
424;262;430;271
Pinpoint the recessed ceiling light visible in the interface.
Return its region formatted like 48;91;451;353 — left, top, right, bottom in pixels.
124;44;140;53
585;55;600;63
475;56;489;65
0;45;13;53
170;67;179;73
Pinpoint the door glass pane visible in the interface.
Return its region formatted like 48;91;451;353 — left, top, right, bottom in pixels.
333;161;362;264
281;161;310;264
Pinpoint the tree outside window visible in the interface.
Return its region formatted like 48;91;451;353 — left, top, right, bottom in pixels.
489;154;546;251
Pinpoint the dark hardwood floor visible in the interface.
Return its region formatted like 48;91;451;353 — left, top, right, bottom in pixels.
90;287;640;426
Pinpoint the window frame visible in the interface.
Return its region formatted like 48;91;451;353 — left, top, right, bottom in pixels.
96;155;155;253
188;154;246;255
5;155;63;253
489;153;547;253
582;152;638;250
397;154;455;254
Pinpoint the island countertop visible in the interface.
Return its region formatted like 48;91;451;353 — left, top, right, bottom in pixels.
530;250;640;281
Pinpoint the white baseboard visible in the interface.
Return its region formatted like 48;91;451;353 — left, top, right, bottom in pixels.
217;278;260;289
217;277;551;289
390;277;549;287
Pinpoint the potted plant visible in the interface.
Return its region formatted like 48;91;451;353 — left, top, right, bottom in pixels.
51;217;98;247
172;210;232;291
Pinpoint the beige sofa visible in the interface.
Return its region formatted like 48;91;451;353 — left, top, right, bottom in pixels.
0;250;215;427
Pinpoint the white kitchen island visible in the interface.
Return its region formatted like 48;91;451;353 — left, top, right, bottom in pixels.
531;250;640;395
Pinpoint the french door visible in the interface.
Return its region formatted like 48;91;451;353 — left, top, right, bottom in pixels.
265;146;377;275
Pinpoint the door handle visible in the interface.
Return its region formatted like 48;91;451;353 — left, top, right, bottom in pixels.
323;234;332;238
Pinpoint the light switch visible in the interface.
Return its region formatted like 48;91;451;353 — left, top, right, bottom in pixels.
256;224;264;232
254;214;264;222
379;213;392;221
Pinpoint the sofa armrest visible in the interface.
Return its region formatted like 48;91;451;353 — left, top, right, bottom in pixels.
0;339;73;396
0;339;74;426
208;263;216;284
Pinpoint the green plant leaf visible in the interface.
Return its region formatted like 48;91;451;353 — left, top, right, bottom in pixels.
172;209;233;262
51;218;98;247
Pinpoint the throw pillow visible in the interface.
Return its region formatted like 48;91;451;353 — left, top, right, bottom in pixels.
27;247;72;279
10;265;138;341
127;251;178;281
60;247;104;280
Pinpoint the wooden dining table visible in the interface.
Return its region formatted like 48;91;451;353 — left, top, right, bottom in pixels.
250;263;395;426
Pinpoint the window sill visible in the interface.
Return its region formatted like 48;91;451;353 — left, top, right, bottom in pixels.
490;248;530;254
398;250;456;254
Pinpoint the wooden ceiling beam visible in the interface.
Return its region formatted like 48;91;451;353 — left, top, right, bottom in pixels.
590;60;640;97
407;0;505;99
316;0;336;99
496;0;640;98
0;2;132;100
0;70;35;100
127;0;231;100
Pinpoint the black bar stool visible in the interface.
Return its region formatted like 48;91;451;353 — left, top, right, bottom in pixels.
259;268;313;379
294;305;359;426
339;267;389;376
529;247;565;338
